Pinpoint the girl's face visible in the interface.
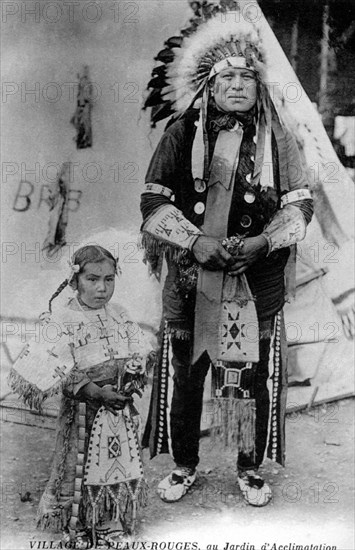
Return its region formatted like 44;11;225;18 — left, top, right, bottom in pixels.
76;260;115;309
211;67;257;113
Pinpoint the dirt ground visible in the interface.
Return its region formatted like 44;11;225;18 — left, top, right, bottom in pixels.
1;399;354;550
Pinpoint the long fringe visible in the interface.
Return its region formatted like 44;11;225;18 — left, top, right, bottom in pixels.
7;368;61;413
139;231;189;274
166;326;191;340
210;398;256;455
83;479;148;533
36;479;148;535
36;503;72;532
8;367;78;413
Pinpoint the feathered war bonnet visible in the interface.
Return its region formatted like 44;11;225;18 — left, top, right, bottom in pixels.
162;13;267;115
145;8;275;187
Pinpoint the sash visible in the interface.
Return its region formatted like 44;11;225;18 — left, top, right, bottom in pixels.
193;125;244;364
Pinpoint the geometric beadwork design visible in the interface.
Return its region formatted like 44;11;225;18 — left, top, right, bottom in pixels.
214;361;255;398
225;368;241;386
84;407;143;486
221;309;244;351
218;301;259;362
108;436;121;459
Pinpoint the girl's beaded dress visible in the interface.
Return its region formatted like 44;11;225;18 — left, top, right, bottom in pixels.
9;295;152;542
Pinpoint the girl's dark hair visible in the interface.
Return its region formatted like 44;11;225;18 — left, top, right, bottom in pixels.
71;245;117;275
46;245;117;314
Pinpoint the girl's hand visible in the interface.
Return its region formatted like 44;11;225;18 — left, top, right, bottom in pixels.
99;386;132;416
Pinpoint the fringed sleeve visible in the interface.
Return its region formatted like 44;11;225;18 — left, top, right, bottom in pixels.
262;125;314;255
140;122;202;274
7;323;76;412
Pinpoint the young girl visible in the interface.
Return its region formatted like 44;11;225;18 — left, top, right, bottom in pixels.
9;245;154;548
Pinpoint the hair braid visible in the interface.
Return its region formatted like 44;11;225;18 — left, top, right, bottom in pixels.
48;279;69;314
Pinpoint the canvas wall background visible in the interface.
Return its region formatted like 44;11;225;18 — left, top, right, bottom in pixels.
1;0;190;323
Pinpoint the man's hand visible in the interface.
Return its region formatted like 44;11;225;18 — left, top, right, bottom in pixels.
228;235;269;276
192;236;233;270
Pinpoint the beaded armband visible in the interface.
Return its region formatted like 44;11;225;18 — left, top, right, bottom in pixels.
143;183;174;199
280;188;311;207
143;204;203;250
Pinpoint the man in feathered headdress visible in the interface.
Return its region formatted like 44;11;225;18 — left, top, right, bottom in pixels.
140;2;315;507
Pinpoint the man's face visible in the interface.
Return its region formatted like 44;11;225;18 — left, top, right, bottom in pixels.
211;67;257;113
76;260;115;309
